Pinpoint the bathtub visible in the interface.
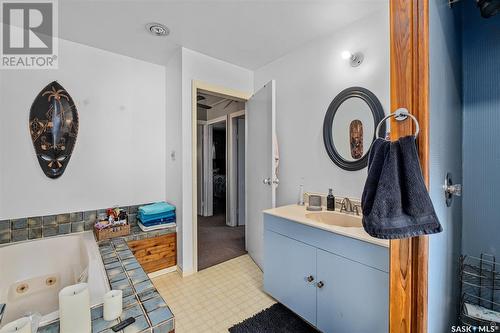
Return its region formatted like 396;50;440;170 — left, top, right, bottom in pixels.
0;231;109;327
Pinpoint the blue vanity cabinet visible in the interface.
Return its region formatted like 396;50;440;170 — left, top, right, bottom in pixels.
264;229;317;325
316;249;389;333
264;213;389;333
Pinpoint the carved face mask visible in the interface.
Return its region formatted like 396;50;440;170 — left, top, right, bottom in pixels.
349;119;363;160
29;81;79;179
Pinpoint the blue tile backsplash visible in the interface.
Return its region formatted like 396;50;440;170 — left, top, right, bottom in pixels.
0;204;145;245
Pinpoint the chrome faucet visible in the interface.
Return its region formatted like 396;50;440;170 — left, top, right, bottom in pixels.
340;197;353;213
339;197;362;216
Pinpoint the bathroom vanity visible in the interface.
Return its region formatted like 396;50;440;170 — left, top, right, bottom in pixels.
263;205;389;333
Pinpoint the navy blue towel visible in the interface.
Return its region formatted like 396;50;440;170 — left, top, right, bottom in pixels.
361;136;442;239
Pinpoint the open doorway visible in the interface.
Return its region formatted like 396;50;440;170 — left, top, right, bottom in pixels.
196;91;247;271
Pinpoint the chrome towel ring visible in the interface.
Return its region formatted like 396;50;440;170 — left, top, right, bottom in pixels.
375;108;420;139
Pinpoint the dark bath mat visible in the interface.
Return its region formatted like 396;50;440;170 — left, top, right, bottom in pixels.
229;303;319;333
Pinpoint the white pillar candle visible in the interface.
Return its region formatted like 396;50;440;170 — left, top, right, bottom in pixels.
103;290;123;321
58;283;91;333
0;317;31;333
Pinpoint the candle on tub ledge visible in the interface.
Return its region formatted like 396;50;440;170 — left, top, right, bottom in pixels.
103;290;123;321
0;317;31;333
58;283;91;333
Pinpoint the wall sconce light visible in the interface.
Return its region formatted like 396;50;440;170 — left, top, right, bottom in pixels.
341;50;364;67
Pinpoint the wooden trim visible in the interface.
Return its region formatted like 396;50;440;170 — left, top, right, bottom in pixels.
205;115;227;125
191;80;251;273
389;0;429;332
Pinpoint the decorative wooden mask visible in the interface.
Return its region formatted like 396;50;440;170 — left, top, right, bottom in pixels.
350;119;363;159
29;81;78;179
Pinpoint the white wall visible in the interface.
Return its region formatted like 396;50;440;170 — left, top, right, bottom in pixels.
254;8;389;206
174;47;253;273
165;48;183;267
0;39;167;219
428;1;463;331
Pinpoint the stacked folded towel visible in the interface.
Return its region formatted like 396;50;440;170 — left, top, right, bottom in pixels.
138;202;176;231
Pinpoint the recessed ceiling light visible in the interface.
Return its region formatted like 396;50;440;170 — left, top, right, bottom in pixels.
145;23;170;37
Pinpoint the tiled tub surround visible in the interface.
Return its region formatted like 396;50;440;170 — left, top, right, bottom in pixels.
0;204;148;245
37;237;175;333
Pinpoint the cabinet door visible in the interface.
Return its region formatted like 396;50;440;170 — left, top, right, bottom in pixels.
264;230;317;325
316;249;388;333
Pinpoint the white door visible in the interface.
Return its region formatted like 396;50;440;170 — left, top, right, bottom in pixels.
246;80;277;269
237;118;246;227
196;124;204;216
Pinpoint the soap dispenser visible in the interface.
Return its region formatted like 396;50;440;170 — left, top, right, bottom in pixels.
327;188;335;211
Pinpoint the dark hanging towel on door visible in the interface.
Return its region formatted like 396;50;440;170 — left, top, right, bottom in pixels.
361;136;442;239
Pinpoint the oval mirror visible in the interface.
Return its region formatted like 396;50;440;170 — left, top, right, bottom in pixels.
323;87;385;171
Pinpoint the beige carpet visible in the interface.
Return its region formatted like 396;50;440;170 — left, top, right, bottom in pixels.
197;214;246;271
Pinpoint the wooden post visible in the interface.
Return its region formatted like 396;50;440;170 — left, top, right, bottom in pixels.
389;0;429;332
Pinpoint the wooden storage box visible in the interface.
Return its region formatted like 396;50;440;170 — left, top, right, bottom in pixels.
127;233;176;273
94;223;130;241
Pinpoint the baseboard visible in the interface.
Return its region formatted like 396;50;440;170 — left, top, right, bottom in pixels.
148;265;177;279
177;265;195;277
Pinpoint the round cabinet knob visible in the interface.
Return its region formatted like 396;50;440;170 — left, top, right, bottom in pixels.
306;275;314;282
317;281;325;289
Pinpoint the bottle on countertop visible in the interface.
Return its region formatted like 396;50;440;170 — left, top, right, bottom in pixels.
298;183;305;206
327;188;335;211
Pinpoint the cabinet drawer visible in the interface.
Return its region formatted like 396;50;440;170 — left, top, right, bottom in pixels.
127;233;176;273
264;214;389;272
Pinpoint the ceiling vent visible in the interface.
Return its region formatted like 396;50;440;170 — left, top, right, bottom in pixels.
145;23;170;36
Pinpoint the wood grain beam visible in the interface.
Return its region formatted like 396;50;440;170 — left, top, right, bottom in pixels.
389;0;429;332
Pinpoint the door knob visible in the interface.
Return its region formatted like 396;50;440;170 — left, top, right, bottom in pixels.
443;172;462;207
272;178;280;185
263;178;272;185
306;275;314;283
317;281;324;288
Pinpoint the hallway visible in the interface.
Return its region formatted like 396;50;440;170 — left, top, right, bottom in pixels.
197;214;246;271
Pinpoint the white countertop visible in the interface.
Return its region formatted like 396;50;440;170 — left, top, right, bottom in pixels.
263;204;389;248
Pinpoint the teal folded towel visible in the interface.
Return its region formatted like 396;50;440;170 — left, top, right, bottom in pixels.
138;211;175;223
138;202;175;216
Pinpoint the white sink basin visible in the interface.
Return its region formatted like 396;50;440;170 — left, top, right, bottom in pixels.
305;211;362;228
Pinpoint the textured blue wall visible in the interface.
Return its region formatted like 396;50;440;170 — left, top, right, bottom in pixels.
462;1;500;258
428;0;463;331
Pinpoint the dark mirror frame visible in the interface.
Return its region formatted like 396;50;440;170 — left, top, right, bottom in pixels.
323;87;385;171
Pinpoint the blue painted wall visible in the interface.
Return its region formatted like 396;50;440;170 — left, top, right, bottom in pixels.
462;1;500;258
428;0;463;331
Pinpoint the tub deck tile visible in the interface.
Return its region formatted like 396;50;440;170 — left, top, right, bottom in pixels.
123;294;139;309
92;316;119;333
120;303;144;321
133;280;154;294
104;261;122;270
109;272;128;283
36;230;174;332
129;272;149;285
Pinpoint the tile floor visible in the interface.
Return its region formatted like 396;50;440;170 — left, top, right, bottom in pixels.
152;254;276;332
